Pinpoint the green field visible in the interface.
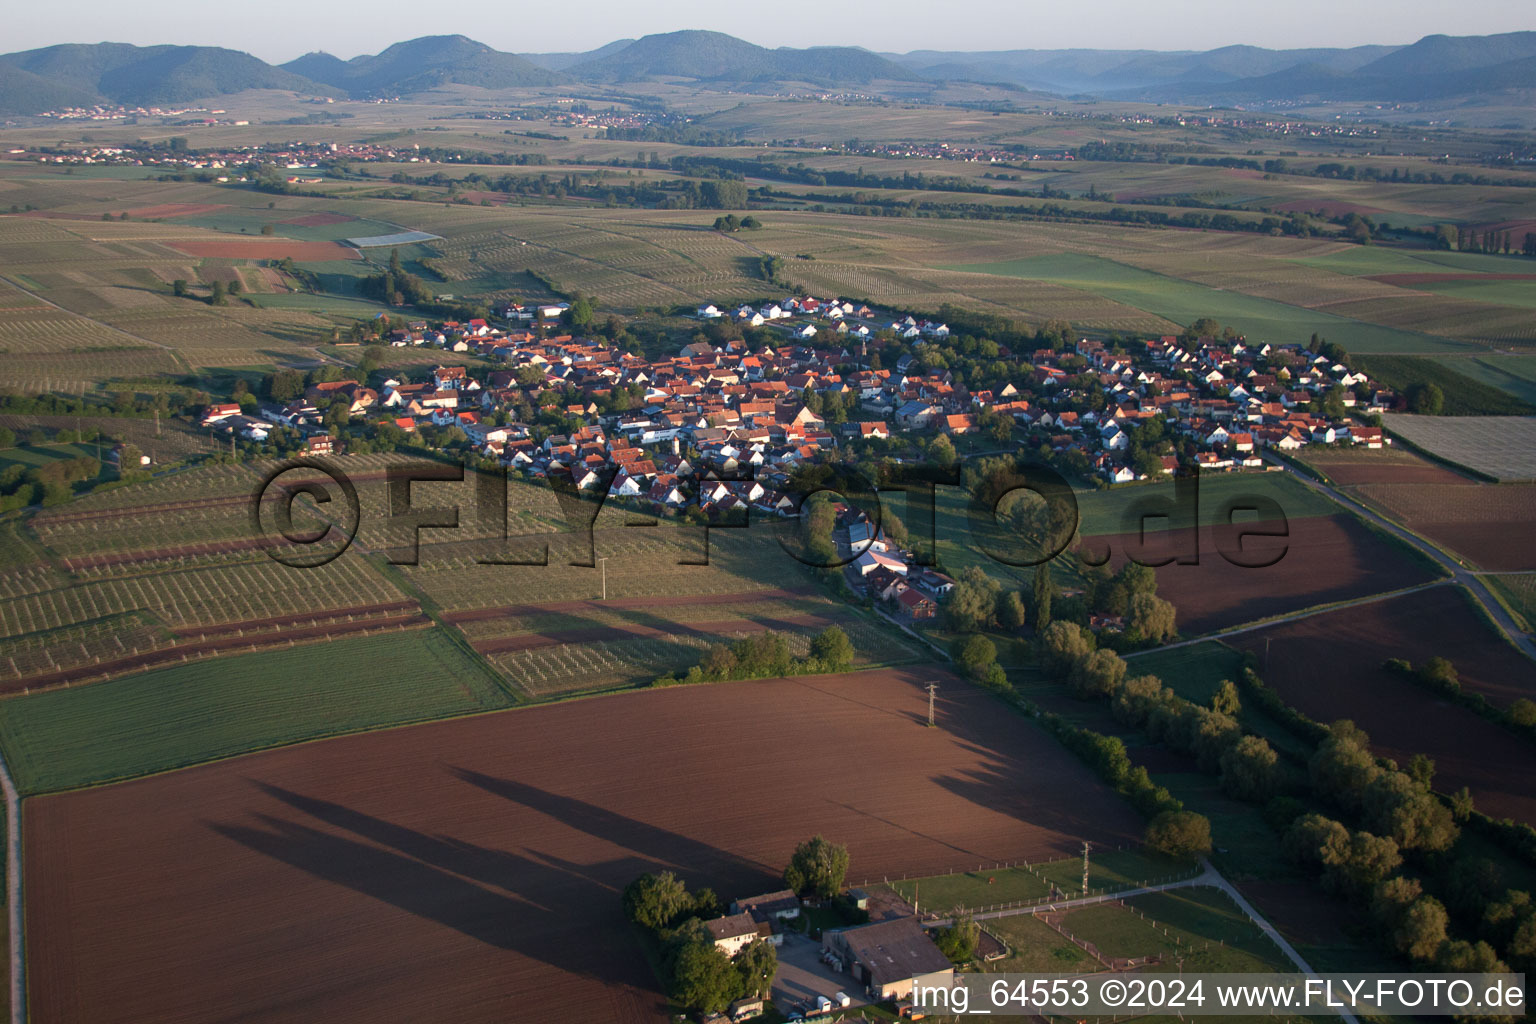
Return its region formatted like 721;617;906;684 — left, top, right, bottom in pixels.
0;440;105;473
1434;355;1536;405
1409;277;1536;310
946;253;1475;353
911;472;1341;592
1355;354;1536;415
889;848;1197;914
0;627;514;794
1072;471;1343;537
980;913;1098;973
1293;247;1536;277
1483;573;1536;633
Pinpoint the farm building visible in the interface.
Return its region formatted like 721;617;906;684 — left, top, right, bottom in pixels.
704;913;762;956
732;890;801;923
823;916;953;1002
896;588;937;621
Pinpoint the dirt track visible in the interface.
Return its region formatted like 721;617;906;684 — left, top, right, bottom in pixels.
24;668;1140;1024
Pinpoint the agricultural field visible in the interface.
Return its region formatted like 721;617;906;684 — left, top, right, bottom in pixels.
7;162;1528;381
946;253;1477;354
1100;513;1439;636
1353;355;1536;416
1293;442;1469;485
1342;478;1536;571
1381;414;1536;482
0;627;510;794
1484;573;1536;633
22;668;1143;1024
1038;886;1294;974
888;847;1196;914
1437;354;1536;406
1229;585;1536;823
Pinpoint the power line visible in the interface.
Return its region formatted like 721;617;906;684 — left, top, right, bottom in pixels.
925;681;939;728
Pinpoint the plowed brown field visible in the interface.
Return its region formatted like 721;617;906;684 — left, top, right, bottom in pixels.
1230;586;1536;823
25;668;1140;1024
1104;513;1434;635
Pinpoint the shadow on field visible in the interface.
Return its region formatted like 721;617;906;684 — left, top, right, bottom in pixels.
207;774;779;982
449;767;778;888
207;780;717;990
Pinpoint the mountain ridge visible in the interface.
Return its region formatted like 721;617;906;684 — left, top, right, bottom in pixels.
2;31;1534;115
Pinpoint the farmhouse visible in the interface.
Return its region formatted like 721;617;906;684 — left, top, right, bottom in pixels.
823;916;953;1002
896;588;937;621
732;890;801;922
704;912;762;956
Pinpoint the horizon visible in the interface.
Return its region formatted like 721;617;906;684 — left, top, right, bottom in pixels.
5;1;1535;65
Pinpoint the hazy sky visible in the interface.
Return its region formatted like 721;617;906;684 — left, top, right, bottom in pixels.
9;0;1535;61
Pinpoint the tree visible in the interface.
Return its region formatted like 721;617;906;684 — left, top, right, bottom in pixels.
933;914;980;962
563;298;595;328
1418;656;1458;693
1144;810;1211;858
1510;699;1536;728
945;566;1000;633
1032;562;1057;629
667;929;740;1015
1211;680;1241;716
209;280;227;306
784;835;848;900
1373;877;1448;962
1040;621;1094;677
997;590;1027;631
928;434;957;467
172;278;188;298
1127;592;1177;644
227;278;243;296
1406;382;1444;415
810;626;854;671
267;368;306;402
1069;648;1127;699
260;223;275;236
700;178;748;209
733;940;777;999
1219;735;1280;802
956;635;997;681
115;443;143;474
623;871;692;932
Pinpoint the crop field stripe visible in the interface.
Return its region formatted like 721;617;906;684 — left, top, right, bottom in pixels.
944;253;1478;353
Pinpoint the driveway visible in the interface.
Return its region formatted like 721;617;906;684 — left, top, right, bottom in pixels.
771;931;864;1016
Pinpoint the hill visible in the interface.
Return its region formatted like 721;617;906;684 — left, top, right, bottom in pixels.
889;43;1395;93
0;42;333;109
0;63;98;115
279;35;566;95
569;30;922;85
520;39;634;72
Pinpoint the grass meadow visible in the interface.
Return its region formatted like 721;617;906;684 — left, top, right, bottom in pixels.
0;627;514;794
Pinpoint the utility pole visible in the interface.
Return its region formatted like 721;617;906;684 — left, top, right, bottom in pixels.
1082;841;1091;897
925;681;939;727
598;556;607;601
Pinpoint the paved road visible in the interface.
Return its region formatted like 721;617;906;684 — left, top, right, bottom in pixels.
1262;453;1536;663
0;744;20;1024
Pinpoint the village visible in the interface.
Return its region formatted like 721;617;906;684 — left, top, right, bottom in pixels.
203;289;1390;486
